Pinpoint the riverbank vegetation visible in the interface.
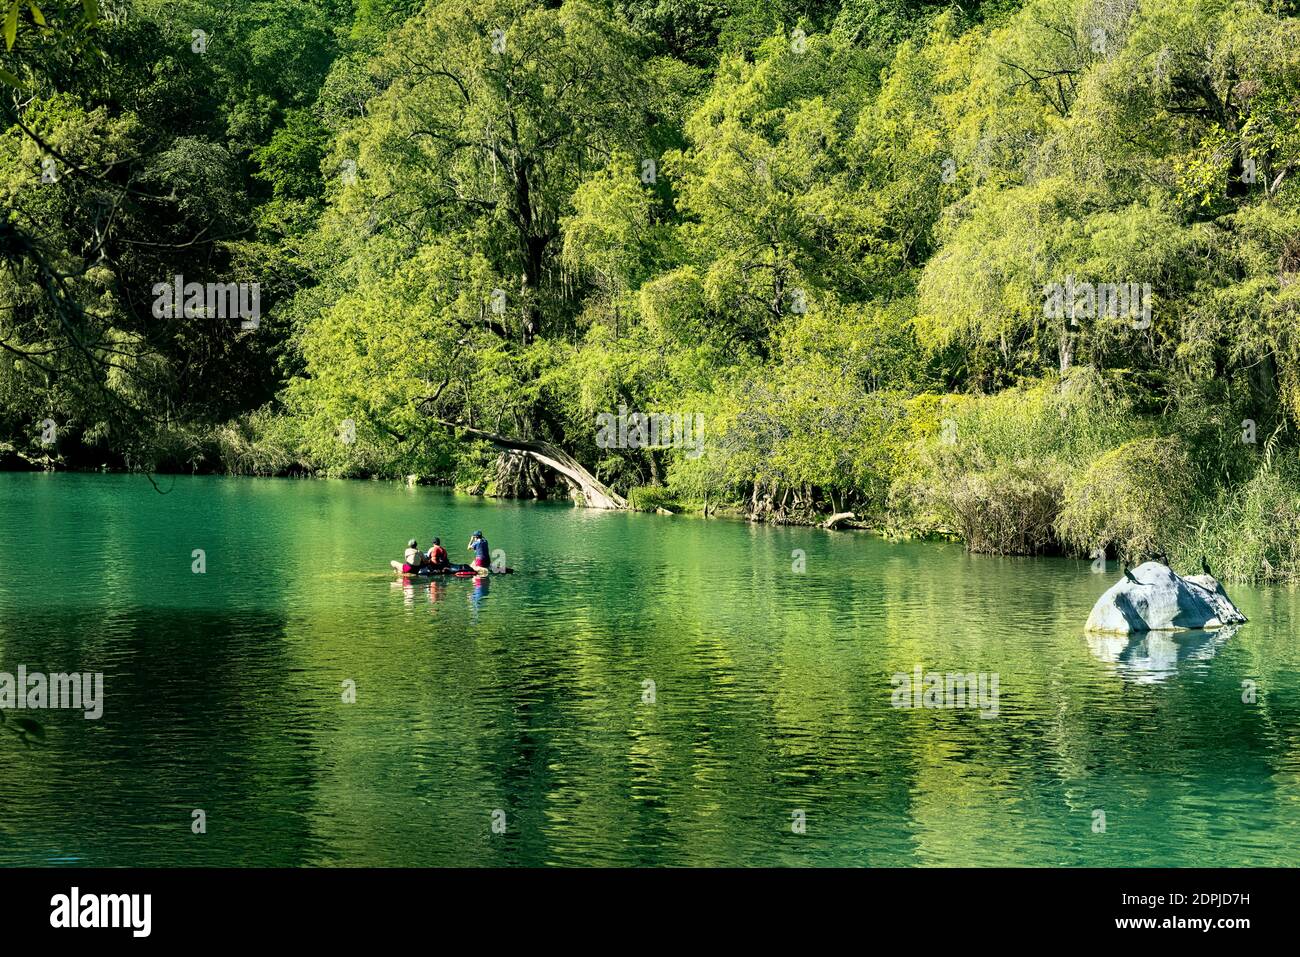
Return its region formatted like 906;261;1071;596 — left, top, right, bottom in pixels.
3;0;1300;581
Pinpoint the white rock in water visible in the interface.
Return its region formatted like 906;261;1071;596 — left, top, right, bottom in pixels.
1085;562;1247;634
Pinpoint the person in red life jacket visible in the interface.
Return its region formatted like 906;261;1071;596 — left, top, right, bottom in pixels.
426;538;449;568
468;530;491;574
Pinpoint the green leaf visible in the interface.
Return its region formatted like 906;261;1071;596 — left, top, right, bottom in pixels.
4;2;17;51
26;2;43;27
81;0;97;24
0;64;21;87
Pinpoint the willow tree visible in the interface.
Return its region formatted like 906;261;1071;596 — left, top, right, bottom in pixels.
914;0;1300;413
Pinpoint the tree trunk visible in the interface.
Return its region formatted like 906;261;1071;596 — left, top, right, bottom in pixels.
430;418;626;510
823;512;855;530
1059;324;1075;374
510;155;548;344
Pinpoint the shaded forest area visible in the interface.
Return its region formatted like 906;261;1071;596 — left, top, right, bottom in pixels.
3;0;1300;580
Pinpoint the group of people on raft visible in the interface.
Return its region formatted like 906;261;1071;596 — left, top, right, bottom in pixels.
400;530;494;575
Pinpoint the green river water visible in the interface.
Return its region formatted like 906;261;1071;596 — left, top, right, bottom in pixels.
0;472;1297;866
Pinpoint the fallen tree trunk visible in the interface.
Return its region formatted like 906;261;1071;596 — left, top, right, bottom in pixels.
430;419;626;510
823;511;856;529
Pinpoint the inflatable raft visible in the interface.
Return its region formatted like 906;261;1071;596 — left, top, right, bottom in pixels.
390;560;514;577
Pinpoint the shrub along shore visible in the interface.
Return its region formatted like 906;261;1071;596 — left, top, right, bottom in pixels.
10;364;1300;585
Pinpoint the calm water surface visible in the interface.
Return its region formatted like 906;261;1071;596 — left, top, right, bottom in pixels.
0;473;1297;866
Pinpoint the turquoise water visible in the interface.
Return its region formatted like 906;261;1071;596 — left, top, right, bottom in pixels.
0;472;1297;866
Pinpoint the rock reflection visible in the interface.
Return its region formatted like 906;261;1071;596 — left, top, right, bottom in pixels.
1087;625;1240;684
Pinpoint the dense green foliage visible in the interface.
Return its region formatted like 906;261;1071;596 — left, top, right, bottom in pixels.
4;0;1300;580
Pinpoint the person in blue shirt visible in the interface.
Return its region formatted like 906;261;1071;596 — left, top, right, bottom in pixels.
468;530;492;574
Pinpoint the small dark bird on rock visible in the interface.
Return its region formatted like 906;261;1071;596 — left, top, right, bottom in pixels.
1201;555;1213;577
1124;564;1141;584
